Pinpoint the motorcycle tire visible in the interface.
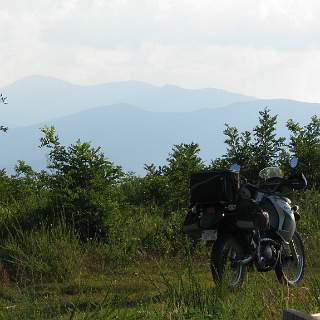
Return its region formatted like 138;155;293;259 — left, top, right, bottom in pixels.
275;231;305;285
211;234;246;290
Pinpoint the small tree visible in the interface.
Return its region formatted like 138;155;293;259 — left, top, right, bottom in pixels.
142;164;170;207
216;108;285;179
252;108;285;175
164;143;204;210
39;126;123;239
217;124;253;176
287;116;320;187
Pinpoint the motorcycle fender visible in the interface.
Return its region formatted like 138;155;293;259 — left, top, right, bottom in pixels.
266;195;296;243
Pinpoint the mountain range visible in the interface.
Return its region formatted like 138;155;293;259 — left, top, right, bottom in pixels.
1;75;256;126
0;76;319;174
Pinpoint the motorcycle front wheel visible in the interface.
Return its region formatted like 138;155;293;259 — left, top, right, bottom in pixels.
275;231;305;285
211;235;246;290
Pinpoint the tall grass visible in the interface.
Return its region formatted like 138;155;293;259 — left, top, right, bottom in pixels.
0;220;82;284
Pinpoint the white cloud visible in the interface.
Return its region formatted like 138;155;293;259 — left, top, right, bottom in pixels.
38;0;320;50
1;0;320;102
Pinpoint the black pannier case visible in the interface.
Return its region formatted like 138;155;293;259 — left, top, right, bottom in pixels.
190;170;240;204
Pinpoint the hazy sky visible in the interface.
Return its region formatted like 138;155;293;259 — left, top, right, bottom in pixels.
1;0;320;101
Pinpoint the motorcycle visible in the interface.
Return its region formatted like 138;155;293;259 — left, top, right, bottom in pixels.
183;157;307;289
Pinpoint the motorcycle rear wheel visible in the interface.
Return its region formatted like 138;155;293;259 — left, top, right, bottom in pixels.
211;235;246;290
275;231;305;285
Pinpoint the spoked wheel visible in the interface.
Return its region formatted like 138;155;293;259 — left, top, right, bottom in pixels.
275;231;305;285
211;235;246;290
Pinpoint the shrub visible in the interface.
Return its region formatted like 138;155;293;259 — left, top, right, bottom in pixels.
140;209;190;256
39;126;123;240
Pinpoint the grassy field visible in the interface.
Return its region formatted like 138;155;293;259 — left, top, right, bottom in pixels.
0;190;319;319
0;245;319;320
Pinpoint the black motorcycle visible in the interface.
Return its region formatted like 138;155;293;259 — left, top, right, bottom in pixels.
183;157;307;289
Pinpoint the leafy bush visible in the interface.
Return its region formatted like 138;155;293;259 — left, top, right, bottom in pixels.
39;126;123;240
123;143;205;212
140;209;191;256
287;116;320;187
119;170;170;208
211;108;286;179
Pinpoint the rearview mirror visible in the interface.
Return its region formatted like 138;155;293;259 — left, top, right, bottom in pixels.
289;156;299;169
230;163;241;173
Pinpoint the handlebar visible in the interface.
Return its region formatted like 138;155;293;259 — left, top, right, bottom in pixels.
243;173;307;195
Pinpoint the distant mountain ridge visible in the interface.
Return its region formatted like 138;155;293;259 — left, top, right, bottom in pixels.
1;100;319;175
1;75;256;126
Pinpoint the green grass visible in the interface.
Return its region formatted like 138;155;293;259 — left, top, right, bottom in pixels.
0;253;319;320
0;191;319;319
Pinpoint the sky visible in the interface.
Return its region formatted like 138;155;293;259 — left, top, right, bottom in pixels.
1;0;320;102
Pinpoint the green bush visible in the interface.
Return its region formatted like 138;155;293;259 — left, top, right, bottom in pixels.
140;209;189;256
39;126;123;240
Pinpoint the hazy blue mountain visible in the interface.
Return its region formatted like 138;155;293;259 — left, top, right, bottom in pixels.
1;75;256;126
0;100;319;175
